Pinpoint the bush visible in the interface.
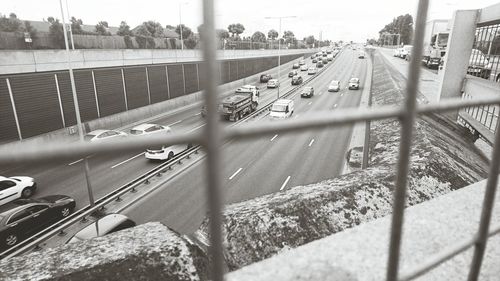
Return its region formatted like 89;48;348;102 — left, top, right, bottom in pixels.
124;35;134;49
135;35;147;48
146;37;155;48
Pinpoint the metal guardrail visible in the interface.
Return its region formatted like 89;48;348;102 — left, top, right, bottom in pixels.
0;47;340;260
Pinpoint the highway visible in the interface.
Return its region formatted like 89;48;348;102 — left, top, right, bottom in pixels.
123;48;368;234
0;48;367;237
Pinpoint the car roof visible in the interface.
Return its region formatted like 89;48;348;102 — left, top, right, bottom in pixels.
70;214;131;240
269;79;278;82
131;123;159;131
304;86;313;90
0;176;10;181
330;80;340;84
274;99;292;105
350;78;360;81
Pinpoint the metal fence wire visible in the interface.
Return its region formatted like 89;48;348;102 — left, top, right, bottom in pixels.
0;0;499;280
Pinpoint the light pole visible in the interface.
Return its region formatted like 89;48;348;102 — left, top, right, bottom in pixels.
265;16;296;99
179;1;188;50
64;0;75;50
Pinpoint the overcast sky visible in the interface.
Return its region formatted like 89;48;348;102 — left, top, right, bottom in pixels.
2;0;499;42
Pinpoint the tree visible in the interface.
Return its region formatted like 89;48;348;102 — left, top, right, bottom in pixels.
251;31;266;43
95;21;111;36
379;14;414;45
117;21;132;36
283;30;296;46
165;24;176;30
0;13;23;32
23;21;38;40
47;16;65;48
228;23;245;38
184;35;198;49
137;21;165;38
70;17;84;34
305;35;316;46
267;29;278;40
175;24;192;40
216;29;229;39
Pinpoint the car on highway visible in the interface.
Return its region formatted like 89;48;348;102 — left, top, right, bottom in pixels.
300;64;308;71
316;61;324;68
291;75;303;85
288;70;298;77
292;63;300;69
299;60;306;65
348;78;360;90
301;86;314;98
328;80;341;92
400;45;413;59
327;54;334;61
130;123;171;136
66;214;136;244
84;129;127;142
358;52;365;59
267;79;280;88
259;74;272;83
0;176;37;206
308;66;317;75
310;54;316;59
270;99;294;119
312;58;318;63
322;58;328;64
0;195;76;249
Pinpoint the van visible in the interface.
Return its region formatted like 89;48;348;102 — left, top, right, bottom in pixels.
270;99;294;119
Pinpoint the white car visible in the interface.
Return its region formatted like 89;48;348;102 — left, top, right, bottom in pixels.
84;129;127;142
308;67;317;75
144;127;191;160
0;176;37;206
267;79;280;88
130;123;171;136
300;64;308;71
299;60;306;65
328;80;341;92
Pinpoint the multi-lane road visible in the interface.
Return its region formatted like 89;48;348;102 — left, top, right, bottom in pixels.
0;47;368;235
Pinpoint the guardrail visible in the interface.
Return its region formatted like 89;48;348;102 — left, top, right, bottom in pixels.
0;48;341;260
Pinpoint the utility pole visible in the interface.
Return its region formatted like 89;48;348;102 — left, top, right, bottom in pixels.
65;0;75;50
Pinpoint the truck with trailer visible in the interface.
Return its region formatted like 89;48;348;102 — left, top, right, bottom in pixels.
422;19;450;69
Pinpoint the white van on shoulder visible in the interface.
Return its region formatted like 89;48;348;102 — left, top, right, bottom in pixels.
270;99;294;119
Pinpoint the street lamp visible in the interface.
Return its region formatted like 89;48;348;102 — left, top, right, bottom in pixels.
179;1;189;50
64;0;75;50
264;16;296;99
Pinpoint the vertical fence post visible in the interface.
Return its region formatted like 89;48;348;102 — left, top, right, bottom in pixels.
386;1;429;280
200;0;224;280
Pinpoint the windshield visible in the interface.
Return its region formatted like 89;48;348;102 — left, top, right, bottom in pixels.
129;129;144;135
271;104;287;112
84;134;96;141
437;34;449;47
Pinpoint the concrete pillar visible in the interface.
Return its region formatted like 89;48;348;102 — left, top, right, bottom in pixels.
438;10;479;118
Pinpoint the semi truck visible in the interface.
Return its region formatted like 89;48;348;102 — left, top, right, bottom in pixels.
422;19;450;69
201;85;259;121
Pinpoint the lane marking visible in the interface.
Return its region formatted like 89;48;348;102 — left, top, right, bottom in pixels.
340;93;344;96
308;139;315;147
229;168;243;180
111;152;145;169
167;120;183;127
187;124;206;133
68;158;83;166
334;104;338;108
270;134;278;142
280;176;291;191
194;113;201;116
308;102;312;105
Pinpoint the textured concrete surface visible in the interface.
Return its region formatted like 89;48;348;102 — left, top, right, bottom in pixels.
226;178;500;281
0;222;210;281
195;50;489;271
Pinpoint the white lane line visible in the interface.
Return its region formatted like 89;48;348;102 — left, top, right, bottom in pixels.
167;120;183;127
270;134;278;142
187;124;206;133
229;168;243;180
111;152;145;169
295;114;299;118
334;104;338;108
194;113;201;116
280;176;291;191
340;93;344;96
308;139;315;147
308;102;312;105
68;158;83;166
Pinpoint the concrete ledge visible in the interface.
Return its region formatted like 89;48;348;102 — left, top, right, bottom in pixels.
0;222;210;281
226;179;500;281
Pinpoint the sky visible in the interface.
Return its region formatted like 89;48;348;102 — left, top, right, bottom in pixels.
2;0;499;42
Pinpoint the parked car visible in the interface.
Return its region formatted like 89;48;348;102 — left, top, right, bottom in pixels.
267;79;280;88
301;86;314;98
0;195;76;249
0;176;37;206
328;80;341;92
348;78;360;90
308;67;317;75
288;70;298;77
130;123;171;136
300;64;309;71
260;73;272;83
66;214;136;244
291;75;303;85
316;61;324;68
292;63;300;69
84;129;127;142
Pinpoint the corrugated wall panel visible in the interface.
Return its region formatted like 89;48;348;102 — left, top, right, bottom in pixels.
94;69;126;117
167;64;184;99
183;64;198;94
221;61;230;84
229;61;238;82
123;67;149;110
147;66;168;103
10;74;63;138
55;72;77;127
0;78;19;142
237;60;245;79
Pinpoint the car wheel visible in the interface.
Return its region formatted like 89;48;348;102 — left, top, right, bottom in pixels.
5;234;18;247
21;187;33;198
168;151;174;160
61;207;71;217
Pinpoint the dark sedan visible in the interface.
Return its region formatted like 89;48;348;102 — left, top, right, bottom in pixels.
288;70;298;77
291;75;303;85
0;195;76;249
260;74;272;83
